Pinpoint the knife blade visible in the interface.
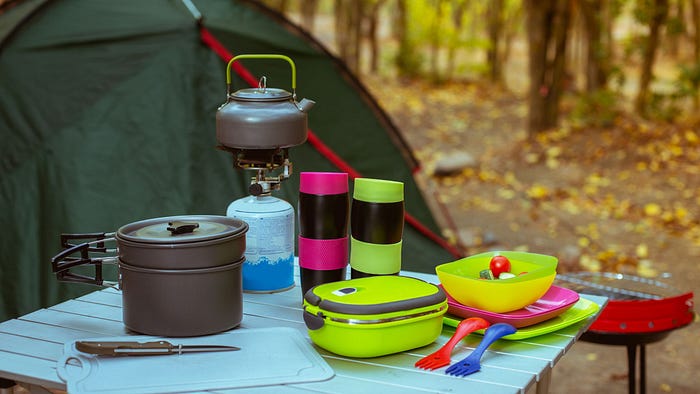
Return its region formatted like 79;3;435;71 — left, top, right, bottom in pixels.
75;340;240;356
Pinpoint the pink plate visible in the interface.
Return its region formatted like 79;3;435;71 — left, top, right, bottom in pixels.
440;284;580;328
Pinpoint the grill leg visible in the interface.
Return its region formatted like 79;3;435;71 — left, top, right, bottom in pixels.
626;344;636;394
639;345;646;394
581;330;671;394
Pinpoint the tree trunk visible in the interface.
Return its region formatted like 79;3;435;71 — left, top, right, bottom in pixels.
546;0;571;126
334;0;362;73
602;0;614;74
486;0;505;83
429;0;446;80
691;0;700;109
525;0;572;135
300;0;320;33
335;0;349;61
502;5;523;75
366;0;385;73
351;0;363;73
526;1;549;134
262;0;289;14
446;1;466;79
634;0;669;116
693;0;700;61
395;0;420;77
579;0;608;92
666;0;684;57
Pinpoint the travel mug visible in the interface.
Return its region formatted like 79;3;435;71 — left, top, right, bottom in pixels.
298;172;350;296
350;178;404;278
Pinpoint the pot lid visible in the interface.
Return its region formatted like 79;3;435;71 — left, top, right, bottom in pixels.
231;87;292;102
116;215;247;244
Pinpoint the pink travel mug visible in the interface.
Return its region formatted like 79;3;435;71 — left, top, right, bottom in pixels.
298;172;350;296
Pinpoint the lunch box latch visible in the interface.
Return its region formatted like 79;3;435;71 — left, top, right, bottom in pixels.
303;308;325;330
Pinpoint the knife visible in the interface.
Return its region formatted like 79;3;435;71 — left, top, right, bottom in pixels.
75;340;240;356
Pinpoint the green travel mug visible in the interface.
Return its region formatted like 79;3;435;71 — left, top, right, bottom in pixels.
350;178;404;278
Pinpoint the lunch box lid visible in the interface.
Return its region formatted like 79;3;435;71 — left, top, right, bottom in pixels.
303;276;446;318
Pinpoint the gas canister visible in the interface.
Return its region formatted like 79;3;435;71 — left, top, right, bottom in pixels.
227;195;295;293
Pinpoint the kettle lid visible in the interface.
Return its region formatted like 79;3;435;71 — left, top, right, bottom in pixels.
231;87;292;102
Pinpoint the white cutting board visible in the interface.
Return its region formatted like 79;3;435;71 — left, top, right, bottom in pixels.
57;327;334;393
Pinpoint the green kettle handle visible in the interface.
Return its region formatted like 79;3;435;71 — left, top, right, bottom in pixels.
225;54;297;97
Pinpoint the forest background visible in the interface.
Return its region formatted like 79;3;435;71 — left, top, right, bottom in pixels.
264;1;699;393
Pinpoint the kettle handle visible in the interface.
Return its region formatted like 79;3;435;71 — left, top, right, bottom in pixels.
225;54;297;96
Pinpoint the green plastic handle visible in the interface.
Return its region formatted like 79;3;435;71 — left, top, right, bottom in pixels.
226;54;297;90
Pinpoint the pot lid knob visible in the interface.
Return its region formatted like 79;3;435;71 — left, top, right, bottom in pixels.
167;221;200;235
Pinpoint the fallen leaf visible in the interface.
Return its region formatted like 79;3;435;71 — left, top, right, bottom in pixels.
635;243;649;258
644;203;662;216
526;184;550;199
637;260;658;277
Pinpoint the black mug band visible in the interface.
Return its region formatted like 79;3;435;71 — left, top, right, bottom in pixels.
298;192;349;239
350;200;404;244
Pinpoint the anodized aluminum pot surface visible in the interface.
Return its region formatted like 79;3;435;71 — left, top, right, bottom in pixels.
115;215;248;270
119;258;244;337
216;96;309;149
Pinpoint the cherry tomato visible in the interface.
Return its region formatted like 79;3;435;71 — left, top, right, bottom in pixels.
489;255;511;278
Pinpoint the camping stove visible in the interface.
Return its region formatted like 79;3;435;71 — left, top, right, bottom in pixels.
216;54;315;293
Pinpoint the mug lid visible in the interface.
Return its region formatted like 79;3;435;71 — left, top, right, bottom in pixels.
300;172;349;195
353;178;404;203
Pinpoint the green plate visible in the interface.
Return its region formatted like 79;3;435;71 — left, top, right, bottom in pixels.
443;296;600;340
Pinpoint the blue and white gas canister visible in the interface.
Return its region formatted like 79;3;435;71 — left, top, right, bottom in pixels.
226;195;295;293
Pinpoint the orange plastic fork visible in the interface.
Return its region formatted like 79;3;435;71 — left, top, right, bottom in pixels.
414;317;491;370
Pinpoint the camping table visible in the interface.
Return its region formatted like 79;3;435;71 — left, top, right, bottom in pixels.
0;269;606;394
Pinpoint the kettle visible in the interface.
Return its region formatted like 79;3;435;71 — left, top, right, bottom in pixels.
216;54;315;151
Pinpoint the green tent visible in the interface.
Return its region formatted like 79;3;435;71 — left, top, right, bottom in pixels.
0;0;459;321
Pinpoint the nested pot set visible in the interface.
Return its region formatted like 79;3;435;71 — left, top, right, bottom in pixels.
51;215;248;337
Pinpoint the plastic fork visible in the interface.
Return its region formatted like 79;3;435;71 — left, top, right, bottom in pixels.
414;317;490;370
445;322;517;377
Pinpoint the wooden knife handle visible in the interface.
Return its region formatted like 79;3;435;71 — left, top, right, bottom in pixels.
76;341;172;356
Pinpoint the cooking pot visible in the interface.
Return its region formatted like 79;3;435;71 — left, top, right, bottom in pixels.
51;215;248;337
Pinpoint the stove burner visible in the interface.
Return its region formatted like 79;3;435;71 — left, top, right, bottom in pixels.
217;146;293;196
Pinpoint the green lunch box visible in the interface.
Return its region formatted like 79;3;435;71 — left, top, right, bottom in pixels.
302;275;447;358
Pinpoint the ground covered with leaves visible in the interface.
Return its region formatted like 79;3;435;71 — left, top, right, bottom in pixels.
366;76;699;393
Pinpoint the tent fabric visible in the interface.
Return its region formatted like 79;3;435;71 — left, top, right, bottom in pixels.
0;0;457;322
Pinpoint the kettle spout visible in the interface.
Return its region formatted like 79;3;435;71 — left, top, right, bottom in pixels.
297;98;315;113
